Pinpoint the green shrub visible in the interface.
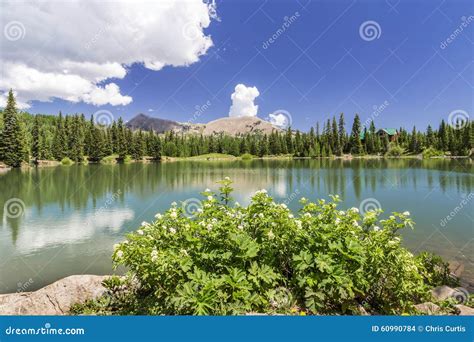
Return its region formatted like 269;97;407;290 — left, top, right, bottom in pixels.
422;147;444;158
241;153;254;160
101;155;118;164
60;157;73;166
415;252;458;288
89;179;434;315
385;143;404;157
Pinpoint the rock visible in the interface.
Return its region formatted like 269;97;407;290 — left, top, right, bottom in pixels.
431;285;456;301
449;261;464;278
414;302;440;314
0;275;108;315
357;304;370;315
454;305;474;316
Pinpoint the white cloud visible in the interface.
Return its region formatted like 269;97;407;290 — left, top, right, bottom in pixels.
228;84;260;118
0;0;217;108
268;110;292;129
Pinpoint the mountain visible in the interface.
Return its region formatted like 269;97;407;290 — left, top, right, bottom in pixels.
126;113;187;133
202;116;279;135
126;114;280;135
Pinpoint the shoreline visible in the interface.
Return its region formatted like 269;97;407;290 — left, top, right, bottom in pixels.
1;154;470;171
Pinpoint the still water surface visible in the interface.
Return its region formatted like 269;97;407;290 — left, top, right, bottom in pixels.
0;159;472;293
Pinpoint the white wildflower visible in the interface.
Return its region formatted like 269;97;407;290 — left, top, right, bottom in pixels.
207;224;212;231
151;249;158;262
137;230;144;235
335;218;340;224
389;215;395;220
353;220;359;227
141;221;149;227
288;213;294;219
339;210;345;215
171;201;177;206
304;213;311;218
205;188;211;193
170;211;178;219
258;213;264;219
224;176;230;180
351;207;359;213
403;211;410;216
155;213;162;219
267;230;275;239
113;244;120;251
180;249;188;256
116;250;124;259
207;195;213;201
235;202;240;207
281;203;287;209
237;225;244;230
169;227;176;234
295;220;302;228
373;226;380;232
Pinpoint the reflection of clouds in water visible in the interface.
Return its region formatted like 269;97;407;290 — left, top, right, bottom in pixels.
16;208;134;253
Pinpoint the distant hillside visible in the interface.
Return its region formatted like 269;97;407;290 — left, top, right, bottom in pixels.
126;113;280;135
203;116;279;135
126;113;186;133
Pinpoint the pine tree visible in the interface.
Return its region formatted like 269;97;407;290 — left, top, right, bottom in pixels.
332;117;341;155
0;90;27;167
348;114;363;155
31;115;41;162
409;126;419;154
338;113;346;153
116;118;127;160
52;112;67;160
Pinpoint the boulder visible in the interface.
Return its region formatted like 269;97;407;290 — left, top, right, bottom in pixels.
0;275;108;315
431;285;456;301
414;302;440;314
454;305;474;316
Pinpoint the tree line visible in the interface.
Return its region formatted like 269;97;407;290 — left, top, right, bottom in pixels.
0;90;472;167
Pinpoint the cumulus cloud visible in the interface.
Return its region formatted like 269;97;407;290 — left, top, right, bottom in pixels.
268;110;292;129
228;84;260;118
0;0;217;108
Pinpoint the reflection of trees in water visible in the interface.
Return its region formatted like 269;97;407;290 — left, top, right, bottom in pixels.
0;158;472;242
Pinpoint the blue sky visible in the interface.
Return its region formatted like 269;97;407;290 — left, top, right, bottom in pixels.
3;0;473;131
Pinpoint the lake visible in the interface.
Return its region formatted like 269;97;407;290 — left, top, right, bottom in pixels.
0;159;472;294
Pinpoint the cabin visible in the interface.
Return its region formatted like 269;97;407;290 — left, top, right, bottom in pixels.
360;128;398;142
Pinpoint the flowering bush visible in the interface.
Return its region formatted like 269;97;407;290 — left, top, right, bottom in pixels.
97;179;437;315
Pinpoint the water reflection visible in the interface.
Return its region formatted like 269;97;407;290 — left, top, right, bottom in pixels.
0;159;472;293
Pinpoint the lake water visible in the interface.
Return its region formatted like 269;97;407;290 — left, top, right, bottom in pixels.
0;159;473;294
